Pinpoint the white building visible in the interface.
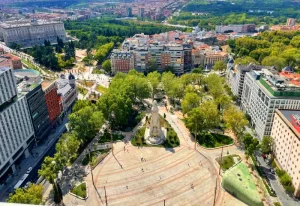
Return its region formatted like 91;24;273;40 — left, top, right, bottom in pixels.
0;20;66;47
0;67;35;179
0;67;17;105
227;64;274;102
241;69;300;139
271;109;300;197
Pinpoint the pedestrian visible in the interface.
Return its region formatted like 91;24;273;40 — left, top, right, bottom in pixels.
188;163;190;167
127;149;129;153
141;157;143;162
126;185;128;189
142;168;144;172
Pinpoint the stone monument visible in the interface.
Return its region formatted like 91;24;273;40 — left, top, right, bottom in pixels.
145;100;167;145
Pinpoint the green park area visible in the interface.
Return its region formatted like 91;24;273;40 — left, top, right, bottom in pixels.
222;162;263;206
71;183;87;199
98;129;124;143
95;85;108;94
216;154;241;171
77;85;88;95
81;149;110;167
197;133;233;148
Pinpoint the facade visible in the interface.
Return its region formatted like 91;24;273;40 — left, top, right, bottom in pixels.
0;53;22;69
0;67;35;181
56;74;78;114
227;64;273;102
183;43;193;73
271;109;300;197
287;18;296;26
241;69;300;139
133;46;150;73
0;67;17;106
111;50;135;73
42;81;61;125
138;8;145;18
15;69;51;141
0;20;66;47
200;52;228;68
215;24;256;33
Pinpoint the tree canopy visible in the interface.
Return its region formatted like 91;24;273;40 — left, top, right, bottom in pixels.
7;184;43;205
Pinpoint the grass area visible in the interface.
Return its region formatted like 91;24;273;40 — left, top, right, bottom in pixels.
81;149;110;167
98;130;124;143
71;183;87;199
92;68;104;74
78;80;94;87
77;85;88;95
197;132;233;148
275;168;295;194
216;155;241;171
131;116;180;148
222;162;263;206
273;202;282;206
95;85;108;94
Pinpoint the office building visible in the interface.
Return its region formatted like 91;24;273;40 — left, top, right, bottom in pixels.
0;67;35;181
15;69;51;141
215;24;256;33
241;68;300;139
271;109;300;197
138;8;145;18
0;20;66;47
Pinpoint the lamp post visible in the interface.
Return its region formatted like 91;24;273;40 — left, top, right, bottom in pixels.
89;145;95;186
110;111;115;155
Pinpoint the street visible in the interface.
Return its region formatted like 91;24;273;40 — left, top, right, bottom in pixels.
256;153;299;206
0;115;69;202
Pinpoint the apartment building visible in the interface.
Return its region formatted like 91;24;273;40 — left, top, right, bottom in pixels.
241;69;300;139
111;50;135;73
200;52;228;68
42;81;61;125
133;46;150;73
0;53;22;69
271;109;300;197
56;73;78;114
215;24;256;33
0;67;35;181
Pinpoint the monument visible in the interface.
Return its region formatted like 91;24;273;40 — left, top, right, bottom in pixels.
145;100;167;145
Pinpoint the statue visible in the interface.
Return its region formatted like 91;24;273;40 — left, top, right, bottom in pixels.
145;100;166;145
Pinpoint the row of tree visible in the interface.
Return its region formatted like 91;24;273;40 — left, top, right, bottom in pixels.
229;31;300;70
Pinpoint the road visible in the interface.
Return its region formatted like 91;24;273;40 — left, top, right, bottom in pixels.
256;152;299;206
0;114;69;202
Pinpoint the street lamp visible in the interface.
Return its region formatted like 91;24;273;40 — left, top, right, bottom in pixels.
89;145;95;186
110;111;115;155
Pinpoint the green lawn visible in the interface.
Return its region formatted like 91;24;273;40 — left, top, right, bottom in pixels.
95;85;108;94
77;85;88;95
81;149;110;167
131;116;180;148
216;155;241;171
222;162;263;206
197;132;233;148
71;183;87;199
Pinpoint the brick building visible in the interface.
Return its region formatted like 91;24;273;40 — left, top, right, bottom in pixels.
111;50;134;73
42;81;61;125
0;53;22;69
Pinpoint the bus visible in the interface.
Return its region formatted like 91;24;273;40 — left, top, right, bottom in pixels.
13;174;29;190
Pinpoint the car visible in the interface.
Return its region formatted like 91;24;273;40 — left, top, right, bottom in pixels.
24;182;31;188
26;167;32;174
270;168;275;175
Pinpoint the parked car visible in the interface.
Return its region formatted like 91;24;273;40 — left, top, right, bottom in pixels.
26;167;32;174
270;168;275;175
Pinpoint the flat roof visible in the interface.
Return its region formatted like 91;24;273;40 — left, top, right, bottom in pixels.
277;109;300;138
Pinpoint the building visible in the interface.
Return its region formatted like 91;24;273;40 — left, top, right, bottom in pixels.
138;8;145;18
111;50;135;74
215;24;256;33
0;20;66;47
56;74;78;114
42;81;61;125
126;7;132;17
287;18;296;26
241;68;300;139
133;46;150;73
0;67;35;181
200;52;228;68
183;43;193;73
271;109;300;197
14;69;51;141
0;53;22;69
227;64;273;102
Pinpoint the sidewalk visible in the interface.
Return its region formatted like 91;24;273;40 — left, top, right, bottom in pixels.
0;115;69;201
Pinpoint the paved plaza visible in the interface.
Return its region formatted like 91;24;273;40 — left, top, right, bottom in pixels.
60;104;246;206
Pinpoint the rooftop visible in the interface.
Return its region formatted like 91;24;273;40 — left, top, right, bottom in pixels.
277;109;300;138
14;69;41;95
